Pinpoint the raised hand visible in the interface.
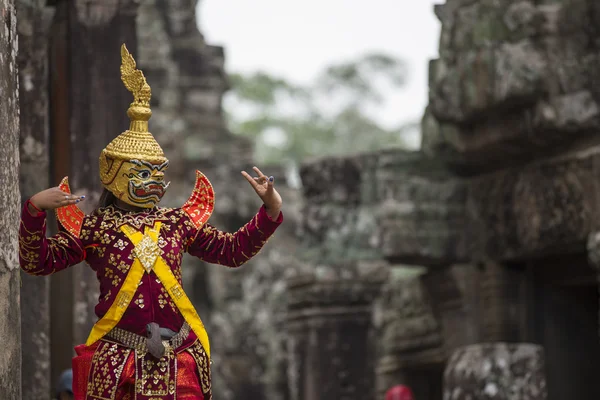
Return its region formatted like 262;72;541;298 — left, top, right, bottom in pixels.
29;187;85;214
241;166;282;220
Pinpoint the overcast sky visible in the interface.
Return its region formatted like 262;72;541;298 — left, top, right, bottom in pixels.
197;0;441;144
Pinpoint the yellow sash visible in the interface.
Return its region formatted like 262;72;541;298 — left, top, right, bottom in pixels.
86;222;210;359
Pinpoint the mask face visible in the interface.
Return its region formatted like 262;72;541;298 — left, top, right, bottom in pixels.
106;159;170;208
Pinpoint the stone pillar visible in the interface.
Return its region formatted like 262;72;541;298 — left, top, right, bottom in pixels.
16;0;54;397
0;0;22;398
67;0;139;347
286;262;386;400
375;268;444;400
443;343;547;400
48;0;74;385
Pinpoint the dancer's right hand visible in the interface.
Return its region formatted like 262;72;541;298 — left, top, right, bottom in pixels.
29;187;85;213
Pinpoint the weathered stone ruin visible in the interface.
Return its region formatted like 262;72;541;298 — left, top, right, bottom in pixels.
0;1;22;399
291;0;600;399
4;0;600;399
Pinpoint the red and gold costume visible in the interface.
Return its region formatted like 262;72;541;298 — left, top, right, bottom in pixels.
18;44;282;400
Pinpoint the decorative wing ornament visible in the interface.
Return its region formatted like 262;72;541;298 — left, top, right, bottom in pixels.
56;177;85;237
181;171;215;229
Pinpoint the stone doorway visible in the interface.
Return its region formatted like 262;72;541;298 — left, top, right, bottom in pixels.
531;254;600;400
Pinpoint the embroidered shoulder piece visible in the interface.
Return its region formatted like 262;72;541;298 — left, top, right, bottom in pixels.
56;176;85;237
181;170;215;229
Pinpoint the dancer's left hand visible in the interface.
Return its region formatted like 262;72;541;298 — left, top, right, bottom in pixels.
241;166;282;220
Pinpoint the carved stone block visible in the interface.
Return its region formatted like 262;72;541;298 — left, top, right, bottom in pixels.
375;268;445;400
422;0;600;168
286;262;387;400
444;343;547;400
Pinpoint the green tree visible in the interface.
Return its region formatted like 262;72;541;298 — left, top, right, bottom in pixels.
225;53;418;168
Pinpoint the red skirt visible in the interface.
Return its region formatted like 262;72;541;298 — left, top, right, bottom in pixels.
72;341;209;400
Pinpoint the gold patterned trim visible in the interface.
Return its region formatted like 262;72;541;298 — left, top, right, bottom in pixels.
106;322;191;353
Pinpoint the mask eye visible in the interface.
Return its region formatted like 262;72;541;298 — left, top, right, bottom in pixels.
138;170;151;179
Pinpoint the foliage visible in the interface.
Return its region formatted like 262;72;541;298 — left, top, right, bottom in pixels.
224;53;418;167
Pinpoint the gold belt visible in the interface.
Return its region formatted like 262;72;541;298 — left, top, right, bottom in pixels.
106;322;191;354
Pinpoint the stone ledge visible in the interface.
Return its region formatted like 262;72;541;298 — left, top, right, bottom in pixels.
422;90;600;170
299;146;600;265
286;262;388;311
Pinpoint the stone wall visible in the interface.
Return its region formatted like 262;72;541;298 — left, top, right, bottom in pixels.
16;0;53;397
423;0;600;172
286;262;387;400
0;0;22;398
444;343;547;400
296;1;600;399
300;144;600;267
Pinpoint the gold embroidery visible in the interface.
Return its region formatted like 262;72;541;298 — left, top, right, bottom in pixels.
116;260;130;274
80;228;91;241
113;239;127;251
108;253;123;267
159;286;178;313
169;284;184;300
134;293;145;309
157;293;167;309
135;348;176;396
188;340;212;398
87;341;131;400
101;233;116;245
99;246;107;257
133;234;161;273
157;236;168;249
19;225;84;275
104;267;122;287
93;205;174;231
117;292;131;309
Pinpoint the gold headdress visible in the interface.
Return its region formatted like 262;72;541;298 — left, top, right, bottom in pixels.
99;44;167;179
98;44;170;208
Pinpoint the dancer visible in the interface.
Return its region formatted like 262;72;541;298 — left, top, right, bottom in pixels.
19;44;283;400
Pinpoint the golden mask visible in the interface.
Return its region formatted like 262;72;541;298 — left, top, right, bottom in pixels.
98;44;170;208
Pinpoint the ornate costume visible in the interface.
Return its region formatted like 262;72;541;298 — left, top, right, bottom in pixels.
18;44;283;400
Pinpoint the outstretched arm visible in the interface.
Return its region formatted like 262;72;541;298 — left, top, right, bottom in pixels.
185;205;283;268
19;189;86;276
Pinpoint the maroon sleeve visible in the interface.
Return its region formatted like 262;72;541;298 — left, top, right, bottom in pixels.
185;205;283;268
19;199;86;276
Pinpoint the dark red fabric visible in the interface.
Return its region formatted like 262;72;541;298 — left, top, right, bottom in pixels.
21;201;281;398
19;199;86;276
19;203;282;337
73;342;206;400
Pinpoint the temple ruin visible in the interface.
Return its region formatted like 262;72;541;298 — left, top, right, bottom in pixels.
1;0;598;399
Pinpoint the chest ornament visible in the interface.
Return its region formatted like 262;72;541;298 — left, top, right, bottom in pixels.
131;227;162;273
